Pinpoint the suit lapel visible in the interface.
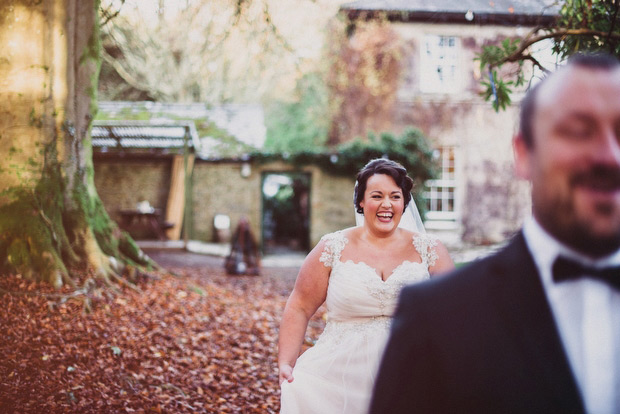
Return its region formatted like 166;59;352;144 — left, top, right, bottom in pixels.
489;232;584;411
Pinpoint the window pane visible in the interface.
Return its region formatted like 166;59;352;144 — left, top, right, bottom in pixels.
424;146;457;218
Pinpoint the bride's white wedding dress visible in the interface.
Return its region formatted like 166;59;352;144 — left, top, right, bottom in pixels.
280;230;438;414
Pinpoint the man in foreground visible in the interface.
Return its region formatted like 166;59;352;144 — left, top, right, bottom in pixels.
369;53;620;414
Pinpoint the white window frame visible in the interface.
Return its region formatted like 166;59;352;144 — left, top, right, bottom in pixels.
419;35;461;94
424;146;458;226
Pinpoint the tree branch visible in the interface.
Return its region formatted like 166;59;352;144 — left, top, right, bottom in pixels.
101;50;168;101
493;28;620;66
521;54;550;74
99;0;126;27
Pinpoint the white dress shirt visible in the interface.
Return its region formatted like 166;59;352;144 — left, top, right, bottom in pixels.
523;217;620;414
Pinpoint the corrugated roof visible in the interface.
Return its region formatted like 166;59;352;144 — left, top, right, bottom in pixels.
341;0;559;23
96;101;266;149
91;121;200;152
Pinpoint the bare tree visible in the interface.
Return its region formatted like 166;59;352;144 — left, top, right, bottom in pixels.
99;0;332;104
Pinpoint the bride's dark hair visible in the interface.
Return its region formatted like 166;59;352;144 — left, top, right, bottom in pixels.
354;158;414;214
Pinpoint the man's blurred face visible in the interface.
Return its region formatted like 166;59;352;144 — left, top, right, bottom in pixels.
515;65;620;257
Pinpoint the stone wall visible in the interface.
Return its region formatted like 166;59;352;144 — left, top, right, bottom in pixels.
93;157;356;248
191;161;261;243
306;167;357;244
94;157;172;238
191;160;356;248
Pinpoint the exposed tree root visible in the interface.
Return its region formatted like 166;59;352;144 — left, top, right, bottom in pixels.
60;268;77;288
109;271;141;293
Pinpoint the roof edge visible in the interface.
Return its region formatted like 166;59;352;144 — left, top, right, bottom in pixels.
341;9;557;26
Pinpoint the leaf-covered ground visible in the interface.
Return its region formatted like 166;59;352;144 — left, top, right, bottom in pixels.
0;249;324;413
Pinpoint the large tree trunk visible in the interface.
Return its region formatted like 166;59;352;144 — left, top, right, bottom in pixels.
0;0;149;288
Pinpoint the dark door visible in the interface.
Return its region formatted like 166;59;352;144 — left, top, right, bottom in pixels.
261;172;310;254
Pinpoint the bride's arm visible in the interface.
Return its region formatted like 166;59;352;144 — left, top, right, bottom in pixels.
429;240;455;277
278;241;330;385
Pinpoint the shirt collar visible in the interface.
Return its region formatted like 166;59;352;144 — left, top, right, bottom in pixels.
523;216;620;273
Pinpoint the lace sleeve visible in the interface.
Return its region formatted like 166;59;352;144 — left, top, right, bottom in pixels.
412;233;439;268
318;231;348;268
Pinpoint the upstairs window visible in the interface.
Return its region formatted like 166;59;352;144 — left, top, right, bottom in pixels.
420;35;461;94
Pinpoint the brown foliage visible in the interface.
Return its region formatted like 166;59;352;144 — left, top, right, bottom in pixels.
327;18;403;145
0;255;324;413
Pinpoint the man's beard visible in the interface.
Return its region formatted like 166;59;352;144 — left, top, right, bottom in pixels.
537;165;620;258
560;217;620;257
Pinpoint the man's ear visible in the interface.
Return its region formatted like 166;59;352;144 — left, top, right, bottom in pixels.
513;133;531;180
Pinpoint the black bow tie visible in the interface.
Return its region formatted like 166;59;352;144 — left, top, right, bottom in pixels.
552;256;620;290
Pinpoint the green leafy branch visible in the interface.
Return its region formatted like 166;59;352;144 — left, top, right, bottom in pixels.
477;0;620;111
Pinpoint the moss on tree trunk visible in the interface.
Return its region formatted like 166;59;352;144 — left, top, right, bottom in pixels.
0;0;153;288
0;140;151;287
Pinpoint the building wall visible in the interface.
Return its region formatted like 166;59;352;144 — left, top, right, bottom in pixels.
94;158;172;230
191;160;356;248
387;21;534;245
191;161;262;243
93;157;357;249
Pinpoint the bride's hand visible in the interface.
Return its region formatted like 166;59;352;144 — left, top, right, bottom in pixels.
279;364;294;385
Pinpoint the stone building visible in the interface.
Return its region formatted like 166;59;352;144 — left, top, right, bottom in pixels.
339;0;559;246
93;138;356;252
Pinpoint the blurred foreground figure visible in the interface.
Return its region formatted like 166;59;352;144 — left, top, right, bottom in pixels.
370;53;620;414
224;217;261;276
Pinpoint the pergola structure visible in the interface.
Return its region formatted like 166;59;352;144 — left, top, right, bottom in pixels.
91;120;200;154
91;120;200;244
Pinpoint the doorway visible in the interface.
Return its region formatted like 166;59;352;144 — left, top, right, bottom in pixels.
261;172;311;255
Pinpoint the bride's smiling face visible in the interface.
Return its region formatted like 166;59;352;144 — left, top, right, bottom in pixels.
360;174;405;233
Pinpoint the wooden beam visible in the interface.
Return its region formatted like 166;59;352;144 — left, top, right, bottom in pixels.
165;154;194;240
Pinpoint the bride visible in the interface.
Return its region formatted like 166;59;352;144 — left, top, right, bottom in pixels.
278;158;454;413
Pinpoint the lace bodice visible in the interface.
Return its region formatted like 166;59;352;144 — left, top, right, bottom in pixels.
317;230;436;326
319;231;438;268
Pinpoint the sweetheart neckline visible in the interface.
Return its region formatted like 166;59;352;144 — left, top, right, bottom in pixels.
337;259;426;283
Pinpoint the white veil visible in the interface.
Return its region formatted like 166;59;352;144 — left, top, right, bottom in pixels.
355;194;426;234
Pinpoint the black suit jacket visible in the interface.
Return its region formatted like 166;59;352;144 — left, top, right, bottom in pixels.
369;232;585;414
